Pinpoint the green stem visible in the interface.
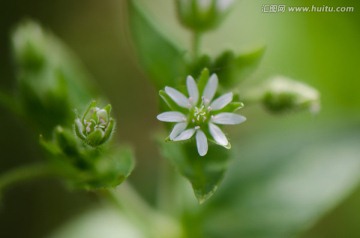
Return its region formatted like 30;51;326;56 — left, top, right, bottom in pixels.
156;159;176;213
106;182;155;220
240;87;265;105
104;182;183;238
0;163;56;193
192;31;201;60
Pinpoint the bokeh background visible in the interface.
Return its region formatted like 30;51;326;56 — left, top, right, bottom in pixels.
1;0;359;237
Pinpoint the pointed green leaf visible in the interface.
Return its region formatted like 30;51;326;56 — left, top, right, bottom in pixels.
128;0;186;89
212;46;265;88
196;68;210;95
187;55;212;78
232;46;265;80
160;140;231;204
90;146;136;188
186;47;265;90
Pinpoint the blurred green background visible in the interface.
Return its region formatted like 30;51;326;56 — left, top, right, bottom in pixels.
1;0;359;237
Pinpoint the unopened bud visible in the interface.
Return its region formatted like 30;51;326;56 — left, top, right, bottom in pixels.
262;76;320;114
74;101;115;147
176;0;235;32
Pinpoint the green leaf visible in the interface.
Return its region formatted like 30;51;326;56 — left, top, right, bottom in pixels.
160;140;231;204
214;102;244;113
41;127;135;189
128;0;187;89
186;55;212;79
77;146;135;189
213;46;265;89
201;124;360;238
188;47;265;89
196;68;210;95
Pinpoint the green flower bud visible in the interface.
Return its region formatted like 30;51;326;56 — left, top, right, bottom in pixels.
74;101;115;147
262;76;320;114
176;0;234;32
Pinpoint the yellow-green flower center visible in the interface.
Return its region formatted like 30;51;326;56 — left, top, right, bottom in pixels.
189;104;211;125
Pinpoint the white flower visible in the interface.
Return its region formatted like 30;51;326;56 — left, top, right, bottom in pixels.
157;74;246;156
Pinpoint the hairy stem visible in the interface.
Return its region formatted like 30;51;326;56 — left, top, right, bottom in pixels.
192;31;201;60
106;182;155;220
156;159;176;213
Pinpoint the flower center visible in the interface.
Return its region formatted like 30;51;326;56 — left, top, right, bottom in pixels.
83;108;108;135
190;104;211;125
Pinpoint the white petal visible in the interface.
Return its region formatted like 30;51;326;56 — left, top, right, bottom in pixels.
209;123;229;147
157;111;186;122
173;128;196;141
196;130;208;156
186;76;199;106
165;86;190;108
203;74;218;103
216;0;234;12
169;122;187;140
211;113;246;125
210;92;233;110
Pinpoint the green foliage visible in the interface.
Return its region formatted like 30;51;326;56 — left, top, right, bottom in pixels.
213;47;265;89
201;125;360;238
4;1;359;238
129;1;248;201
188;47;265;89
3;21;136;190
160;140;230;204
41;126;135;189
12;20;97;134
129;0;186;89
